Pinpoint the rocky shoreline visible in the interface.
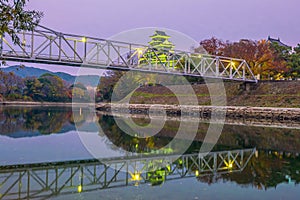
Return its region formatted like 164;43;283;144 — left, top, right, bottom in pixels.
1;101;300;122
97;103;300;122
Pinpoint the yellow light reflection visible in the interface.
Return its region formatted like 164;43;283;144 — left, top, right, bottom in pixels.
136;48;144;57
195;170;199;176
77;185;82;193
224;160;234;169
130;172;142;181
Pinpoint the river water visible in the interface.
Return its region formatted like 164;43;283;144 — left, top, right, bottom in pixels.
0;106;300;200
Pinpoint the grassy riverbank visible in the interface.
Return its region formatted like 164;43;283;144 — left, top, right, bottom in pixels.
128;81;300;108
2;81;300;108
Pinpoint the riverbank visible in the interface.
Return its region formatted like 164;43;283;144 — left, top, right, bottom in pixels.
128;81;300;108
97;109;300;130
2;100;300;122
97;103;300;122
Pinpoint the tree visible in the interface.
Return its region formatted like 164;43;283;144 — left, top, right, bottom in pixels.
222;39;288;80
24;77;43;100
96;70;163;102
257;40;289;79
24;73;71;102
270;43;300;79
70;83;91;102
96;71;124;102
0;71;24;97
294;44;300;54
199;37;226;55
0;0;43;44
37;73;70;102
286;52;300;79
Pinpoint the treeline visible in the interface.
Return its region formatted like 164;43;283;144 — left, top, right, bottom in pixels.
0;71;91;102
200;37;300;80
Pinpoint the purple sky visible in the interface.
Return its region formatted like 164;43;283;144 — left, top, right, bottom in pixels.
27;0;300;47
18;0;300;75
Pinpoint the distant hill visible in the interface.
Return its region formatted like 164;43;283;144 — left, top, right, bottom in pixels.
2;66;100;87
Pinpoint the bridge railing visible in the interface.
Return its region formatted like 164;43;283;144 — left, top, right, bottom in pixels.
0;25;257;82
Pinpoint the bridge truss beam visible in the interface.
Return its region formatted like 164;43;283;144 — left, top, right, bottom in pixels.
0;25;257;83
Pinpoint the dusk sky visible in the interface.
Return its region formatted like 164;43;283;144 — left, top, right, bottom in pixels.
20;0;300;75
27;0;300;46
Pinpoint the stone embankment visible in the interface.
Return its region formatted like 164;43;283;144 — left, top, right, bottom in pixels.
97;103;300;122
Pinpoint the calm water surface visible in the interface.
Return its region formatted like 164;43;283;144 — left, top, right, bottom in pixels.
0;106;300;200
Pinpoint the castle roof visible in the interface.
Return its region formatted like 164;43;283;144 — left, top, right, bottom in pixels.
267;36;291;48
150;30;170;38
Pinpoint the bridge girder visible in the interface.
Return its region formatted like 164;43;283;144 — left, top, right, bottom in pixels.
0;25;257;83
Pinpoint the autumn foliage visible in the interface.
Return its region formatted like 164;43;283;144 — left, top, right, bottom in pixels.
200;37;298;80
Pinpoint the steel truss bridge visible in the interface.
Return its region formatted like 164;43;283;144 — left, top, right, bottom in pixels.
0;148;255;199
0;25;257;83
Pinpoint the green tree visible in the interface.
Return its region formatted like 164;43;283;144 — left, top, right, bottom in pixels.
96;71;124;102
37;73;70;102
286;53;300;79
96;70;163;102
24;73;70;102
24;77;43;100
0;0;43;44
70;83;91;102
270;42;300;79
294;44;300;54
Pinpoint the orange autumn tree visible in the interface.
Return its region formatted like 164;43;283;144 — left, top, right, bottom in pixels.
255;40;287;80
199;37;226;56
199;37;289;80
222;39;287;80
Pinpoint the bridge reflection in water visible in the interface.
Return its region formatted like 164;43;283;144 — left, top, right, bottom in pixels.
0;148;255;199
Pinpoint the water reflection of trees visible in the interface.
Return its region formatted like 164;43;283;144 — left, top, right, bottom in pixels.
0;107;26;134
97;114;300;190
0;107;75;135
2;108;300;191
23;108;73;134
98;115;172;153
196;151;300;190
